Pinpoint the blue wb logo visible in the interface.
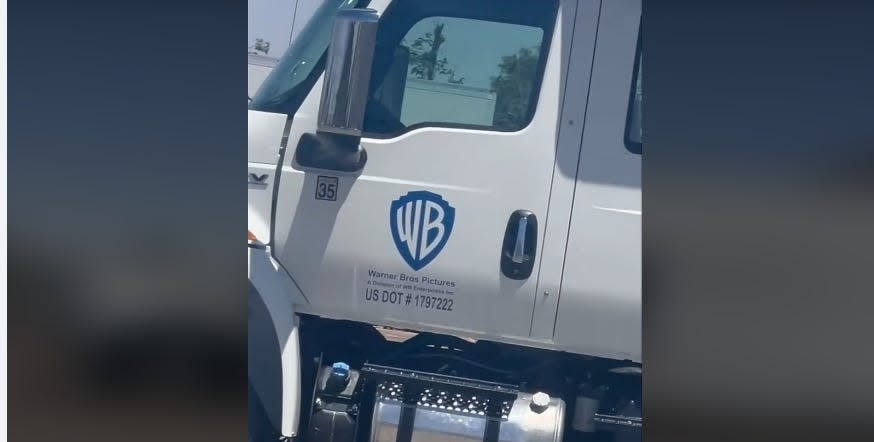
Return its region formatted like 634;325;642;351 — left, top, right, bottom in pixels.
390;191;455;271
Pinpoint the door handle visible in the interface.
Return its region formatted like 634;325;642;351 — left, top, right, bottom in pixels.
511;216;529;264
501;210;538;280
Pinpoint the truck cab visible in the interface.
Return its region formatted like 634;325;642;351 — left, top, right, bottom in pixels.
248;0;641;441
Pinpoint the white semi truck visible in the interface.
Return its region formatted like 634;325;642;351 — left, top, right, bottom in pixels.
248;0;641;441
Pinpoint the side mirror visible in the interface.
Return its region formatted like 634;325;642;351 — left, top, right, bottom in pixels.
318;8;380;137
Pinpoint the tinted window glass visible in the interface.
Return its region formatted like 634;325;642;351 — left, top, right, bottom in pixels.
399;17;543;129
364;0;556;135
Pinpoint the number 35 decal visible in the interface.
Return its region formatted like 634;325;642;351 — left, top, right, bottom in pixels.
315;175;339;201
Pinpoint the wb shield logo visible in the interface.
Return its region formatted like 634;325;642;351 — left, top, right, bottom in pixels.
390;191;455;271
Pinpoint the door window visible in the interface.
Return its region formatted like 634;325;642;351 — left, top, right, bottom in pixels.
364;0;557;136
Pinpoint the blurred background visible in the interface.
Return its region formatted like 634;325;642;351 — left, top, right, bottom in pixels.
7;1;874;442
7;1;247;441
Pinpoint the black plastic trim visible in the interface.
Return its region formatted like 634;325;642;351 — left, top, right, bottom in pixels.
624;22;643;155
500;210;538;280
483;418;502;442
395;404;416;442
293;132;368;173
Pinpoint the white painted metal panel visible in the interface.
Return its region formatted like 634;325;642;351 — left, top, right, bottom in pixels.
553;0;641;362
272;0;579;342
248;110;288;243
529;0;602;341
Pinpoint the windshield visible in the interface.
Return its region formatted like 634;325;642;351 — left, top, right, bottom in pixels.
249;0;369;115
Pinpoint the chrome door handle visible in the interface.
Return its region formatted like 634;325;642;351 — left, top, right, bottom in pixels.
512;216;529;264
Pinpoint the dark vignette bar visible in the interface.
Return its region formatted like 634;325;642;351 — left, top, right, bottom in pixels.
8;1;248;441
645;1;874;441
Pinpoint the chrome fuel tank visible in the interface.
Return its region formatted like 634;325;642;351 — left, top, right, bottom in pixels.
370;390;565;442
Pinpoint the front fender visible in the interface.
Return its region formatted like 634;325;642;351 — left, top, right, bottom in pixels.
248;246;302;438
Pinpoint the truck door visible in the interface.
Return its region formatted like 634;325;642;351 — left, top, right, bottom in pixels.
270;0;585;340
